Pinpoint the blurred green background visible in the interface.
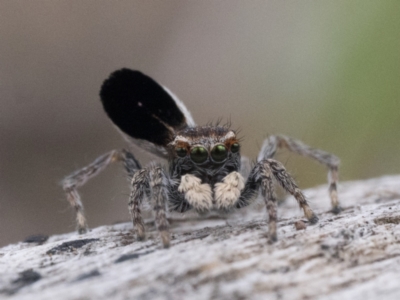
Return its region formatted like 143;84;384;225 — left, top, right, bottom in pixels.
0;1;399;247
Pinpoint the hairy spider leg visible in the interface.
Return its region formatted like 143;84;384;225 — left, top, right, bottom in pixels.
236;159;318;242
129;165;170;248
62;149;141;233
258;135;341;213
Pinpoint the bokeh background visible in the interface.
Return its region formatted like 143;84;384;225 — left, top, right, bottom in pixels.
1;1;399;247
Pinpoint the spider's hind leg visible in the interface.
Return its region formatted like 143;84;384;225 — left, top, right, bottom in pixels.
258;135;341;213
62;149;141;233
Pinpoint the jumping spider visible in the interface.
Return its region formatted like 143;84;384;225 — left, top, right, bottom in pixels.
62;69;340;248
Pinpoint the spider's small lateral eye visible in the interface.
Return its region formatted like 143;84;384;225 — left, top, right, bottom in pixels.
190;146;208;164
231;143;240;153
176;147;187;158
211;145;228;162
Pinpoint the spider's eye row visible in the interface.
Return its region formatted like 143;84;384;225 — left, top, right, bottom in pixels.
187;142;239;164
211;145;228;162
190;146;208;164
176;147;187;157
231;143;240;153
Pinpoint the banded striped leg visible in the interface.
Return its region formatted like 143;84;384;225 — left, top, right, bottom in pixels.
129;165;170;248
62;149;141;233
266;159;318;224
237;159;318;242
258;162;278;242
258;135;341;213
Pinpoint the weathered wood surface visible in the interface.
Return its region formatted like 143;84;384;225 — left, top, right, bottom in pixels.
1;175;400;300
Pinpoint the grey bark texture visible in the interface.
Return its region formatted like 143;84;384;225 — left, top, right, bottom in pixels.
1;175;400;300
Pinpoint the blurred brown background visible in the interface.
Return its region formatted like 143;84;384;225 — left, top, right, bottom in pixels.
1;1;399;247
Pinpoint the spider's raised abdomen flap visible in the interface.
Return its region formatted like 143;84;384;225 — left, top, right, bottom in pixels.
100;69;193;147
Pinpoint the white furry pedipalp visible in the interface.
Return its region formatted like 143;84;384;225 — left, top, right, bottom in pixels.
178;174;213;212
214;171;245;210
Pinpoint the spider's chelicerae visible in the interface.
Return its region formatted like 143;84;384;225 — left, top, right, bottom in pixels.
62;69;340;248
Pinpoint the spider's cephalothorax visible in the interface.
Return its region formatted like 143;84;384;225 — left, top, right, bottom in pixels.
62;68;341;248
167;126;243;214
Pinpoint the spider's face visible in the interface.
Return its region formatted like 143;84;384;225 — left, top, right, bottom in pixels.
168;126;241;182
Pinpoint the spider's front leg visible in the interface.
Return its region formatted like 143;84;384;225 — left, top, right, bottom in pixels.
129;165;170;248
237;159;318;242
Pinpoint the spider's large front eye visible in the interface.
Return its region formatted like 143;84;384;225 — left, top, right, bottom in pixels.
190;146;208;164
176;147;187;157
231;143;240;153
211;145;228;162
